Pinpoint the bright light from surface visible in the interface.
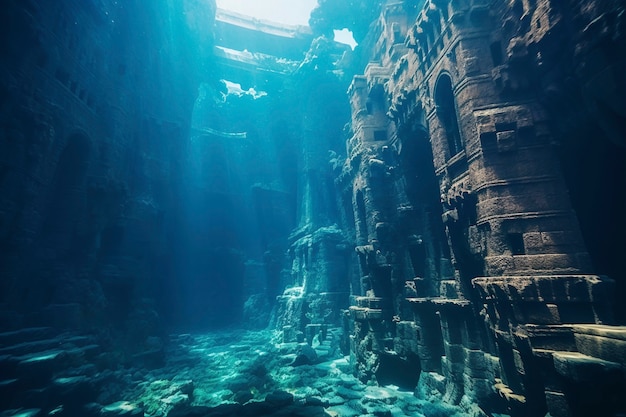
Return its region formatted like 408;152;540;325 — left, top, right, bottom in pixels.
334;29;357;49
216;0;319;26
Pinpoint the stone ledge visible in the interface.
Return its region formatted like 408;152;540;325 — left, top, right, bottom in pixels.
552;351;622;381
406;297;470;308
520;324;577;351
349;306;384;321
354;296;386;309
473;274;613;304
571;324;626;341
572;325;626;366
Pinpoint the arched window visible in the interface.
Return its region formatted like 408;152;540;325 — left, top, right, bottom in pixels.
434;73;464;158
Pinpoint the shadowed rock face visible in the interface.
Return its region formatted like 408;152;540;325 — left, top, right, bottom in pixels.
0;0;214;332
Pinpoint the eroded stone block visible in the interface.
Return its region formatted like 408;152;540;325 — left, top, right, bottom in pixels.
573;325;626;365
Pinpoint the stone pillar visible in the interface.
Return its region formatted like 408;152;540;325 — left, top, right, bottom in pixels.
275;37;353;348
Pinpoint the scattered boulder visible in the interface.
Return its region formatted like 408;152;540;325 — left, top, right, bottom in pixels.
100;401;144;416
233;389;253;404
291;344;318;367
265;390;294;407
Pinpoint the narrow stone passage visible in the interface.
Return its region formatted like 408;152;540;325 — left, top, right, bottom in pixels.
0;1;625;417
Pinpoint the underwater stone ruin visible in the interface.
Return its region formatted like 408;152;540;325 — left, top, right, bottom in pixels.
0;1;625;417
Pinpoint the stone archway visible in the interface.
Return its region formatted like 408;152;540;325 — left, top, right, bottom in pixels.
434;73;463;159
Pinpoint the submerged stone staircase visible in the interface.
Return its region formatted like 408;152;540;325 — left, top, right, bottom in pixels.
0;326;104;416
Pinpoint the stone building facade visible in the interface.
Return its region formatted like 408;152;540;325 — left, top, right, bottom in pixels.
335;1;626;416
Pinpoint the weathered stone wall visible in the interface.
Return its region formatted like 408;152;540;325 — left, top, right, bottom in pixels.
0;0;216;346
340;1;626;416
274;37;355;345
